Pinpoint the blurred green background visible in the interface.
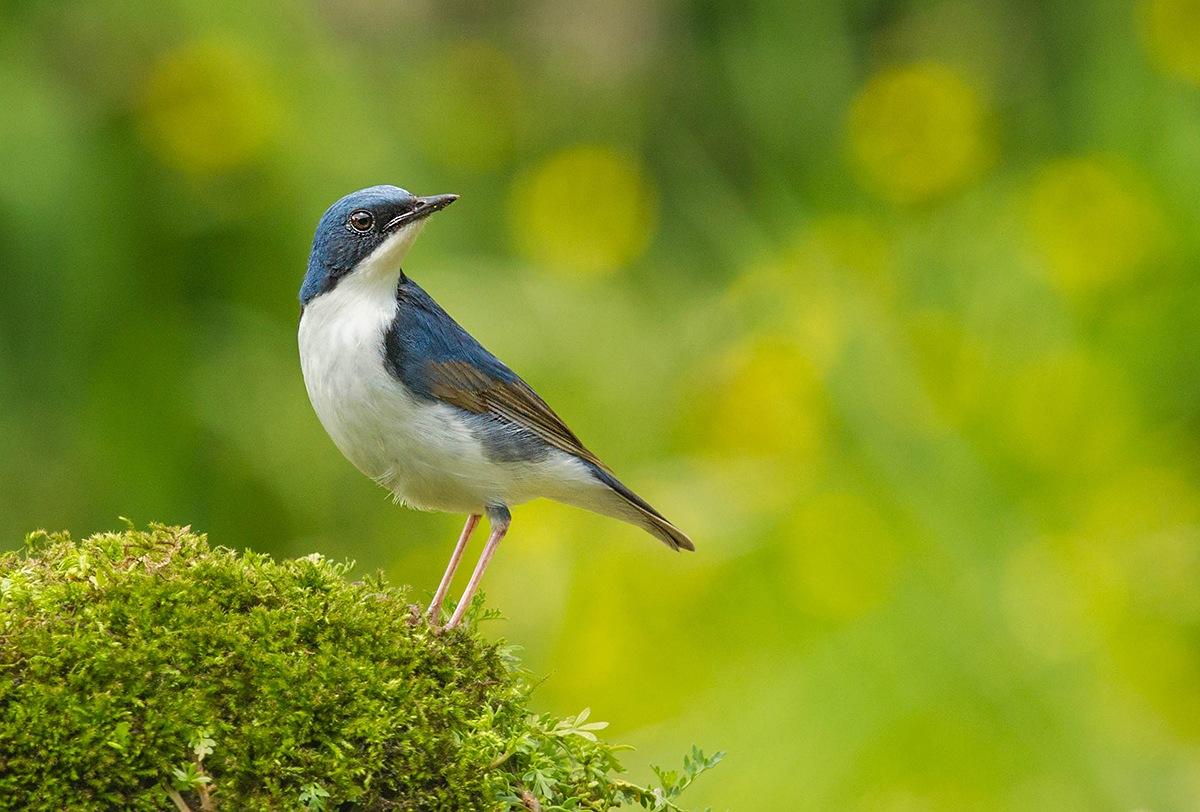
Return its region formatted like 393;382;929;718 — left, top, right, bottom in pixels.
3;0;1200;808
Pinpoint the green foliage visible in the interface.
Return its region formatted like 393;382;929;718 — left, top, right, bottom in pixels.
0;525;719;811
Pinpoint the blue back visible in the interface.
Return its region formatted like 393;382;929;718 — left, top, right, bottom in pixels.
383;278;520;394
383;278;556;463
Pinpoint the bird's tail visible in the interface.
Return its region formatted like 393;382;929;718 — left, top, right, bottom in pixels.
575;464;695;552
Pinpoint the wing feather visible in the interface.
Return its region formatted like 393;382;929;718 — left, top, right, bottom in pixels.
425;359;606;469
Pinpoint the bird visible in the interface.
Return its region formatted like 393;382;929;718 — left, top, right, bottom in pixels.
298;185;693;630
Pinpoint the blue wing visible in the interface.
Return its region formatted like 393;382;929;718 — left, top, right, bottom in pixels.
383;278;602;467
382;277;694;551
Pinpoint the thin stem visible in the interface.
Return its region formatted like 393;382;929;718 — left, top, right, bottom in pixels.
165;787;193;812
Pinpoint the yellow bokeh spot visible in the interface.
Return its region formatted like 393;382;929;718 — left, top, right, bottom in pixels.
1025;157;1164;294
706;335;826;462
847;63;990;204
726;215;891;375
409;42;520;171
140;40;278;174
1004;351;1133;476
790;285;846;376
1140;0;1200;85
1001;541;1095;663
509;145;657;275
789;492;902;620
1081;468;1200;619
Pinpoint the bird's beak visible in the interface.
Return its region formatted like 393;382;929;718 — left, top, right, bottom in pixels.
385;194;459;231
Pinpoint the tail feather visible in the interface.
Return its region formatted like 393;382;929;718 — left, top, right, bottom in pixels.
584;464;695;552
639;511;696;552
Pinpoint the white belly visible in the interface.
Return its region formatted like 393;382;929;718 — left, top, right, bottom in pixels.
298;268;599;514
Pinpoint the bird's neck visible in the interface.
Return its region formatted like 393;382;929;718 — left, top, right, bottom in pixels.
348;220;430;304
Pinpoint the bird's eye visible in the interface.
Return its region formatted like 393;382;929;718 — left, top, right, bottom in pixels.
348;210;374;232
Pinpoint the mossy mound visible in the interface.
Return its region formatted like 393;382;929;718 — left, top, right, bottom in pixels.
0;525;719;811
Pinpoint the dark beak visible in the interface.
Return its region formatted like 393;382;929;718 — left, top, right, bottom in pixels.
385;193;459;231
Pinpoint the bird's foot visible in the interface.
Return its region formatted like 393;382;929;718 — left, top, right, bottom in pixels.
423;601;444;629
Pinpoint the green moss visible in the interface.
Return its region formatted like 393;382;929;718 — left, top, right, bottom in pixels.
0;525;720;811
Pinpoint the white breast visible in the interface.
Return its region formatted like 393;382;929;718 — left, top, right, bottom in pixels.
299;265;403;479
298;259;601;515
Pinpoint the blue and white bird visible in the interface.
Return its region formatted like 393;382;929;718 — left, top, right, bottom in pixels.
298;185;693;630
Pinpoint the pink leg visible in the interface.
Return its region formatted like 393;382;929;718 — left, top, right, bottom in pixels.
426;514;480;622
445;509;510;630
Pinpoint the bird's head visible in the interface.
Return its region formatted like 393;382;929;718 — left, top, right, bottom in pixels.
300;185;458;305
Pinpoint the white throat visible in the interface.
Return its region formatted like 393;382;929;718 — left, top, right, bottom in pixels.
345;219;427;296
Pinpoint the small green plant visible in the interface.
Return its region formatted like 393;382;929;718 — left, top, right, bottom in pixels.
0;524;720;811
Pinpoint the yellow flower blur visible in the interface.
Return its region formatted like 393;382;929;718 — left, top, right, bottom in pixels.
509;145;657;275
1140;0;1200;85
139;40;279;174
846;63;990;203
706;335;826;463
1004;351;1133;475
1025;157;1164;294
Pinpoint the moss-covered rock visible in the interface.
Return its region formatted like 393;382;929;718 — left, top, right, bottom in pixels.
0;525;719;811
